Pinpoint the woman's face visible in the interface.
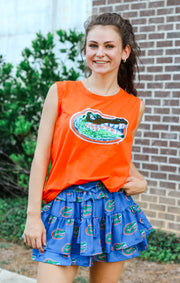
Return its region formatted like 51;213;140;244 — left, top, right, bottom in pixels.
85;25;129;76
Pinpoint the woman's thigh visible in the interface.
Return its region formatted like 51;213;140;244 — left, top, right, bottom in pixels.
37;262;79;283
89;260;125;283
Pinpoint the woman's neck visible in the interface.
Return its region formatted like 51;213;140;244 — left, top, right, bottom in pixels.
84;73;120;96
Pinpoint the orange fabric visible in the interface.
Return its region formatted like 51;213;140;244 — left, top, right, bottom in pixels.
42;81;141;203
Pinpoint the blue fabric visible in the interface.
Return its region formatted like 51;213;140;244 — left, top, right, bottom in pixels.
32;181;154;267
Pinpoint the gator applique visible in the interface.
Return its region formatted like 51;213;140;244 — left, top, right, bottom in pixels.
70;108;128;144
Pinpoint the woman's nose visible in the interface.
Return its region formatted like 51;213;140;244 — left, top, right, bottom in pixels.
96;46;104;57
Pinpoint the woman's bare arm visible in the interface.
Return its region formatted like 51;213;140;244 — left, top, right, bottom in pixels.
23;83;58;251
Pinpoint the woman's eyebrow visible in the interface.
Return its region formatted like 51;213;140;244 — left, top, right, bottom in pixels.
87;40;115;43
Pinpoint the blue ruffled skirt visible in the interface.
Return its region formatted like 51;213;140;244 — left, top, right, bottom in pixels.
32;181;153;267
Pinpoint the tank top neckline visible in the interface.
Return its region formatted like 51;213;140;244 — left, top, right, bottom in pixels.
78;80;123;100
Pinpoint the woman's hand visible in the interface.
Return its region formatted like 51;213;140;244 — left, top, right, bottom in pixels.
123;176;147;196
23;215;46;252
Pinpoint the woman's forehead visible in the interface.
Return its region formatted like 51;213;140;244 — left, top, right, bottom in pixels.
87;25;122;42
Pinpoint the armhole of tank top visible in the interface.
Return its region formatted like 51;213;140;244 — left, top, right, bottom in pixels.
55;81;65;114
132;97;141;131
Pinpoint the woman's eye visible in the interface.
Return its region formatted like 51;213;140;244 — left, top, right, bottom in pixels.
89;44;98;48
106;45;114;49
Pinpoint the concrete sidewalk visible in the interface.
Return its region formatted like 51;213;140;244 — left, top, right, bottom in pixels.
0;268;36;283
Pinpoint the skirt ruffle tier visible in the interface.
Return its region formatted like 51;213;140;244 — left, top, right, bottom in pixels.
32;181;154;267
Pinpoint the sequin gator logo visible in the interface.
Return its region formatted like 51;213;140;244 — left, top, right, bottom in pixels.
70;108;128;144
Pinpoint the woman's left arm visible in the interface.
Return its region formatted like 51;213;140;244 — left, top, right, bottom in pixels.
123;100;147;196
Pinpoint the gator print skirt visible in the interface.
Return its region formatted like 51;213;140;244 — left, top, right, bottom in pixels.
32;181;154;267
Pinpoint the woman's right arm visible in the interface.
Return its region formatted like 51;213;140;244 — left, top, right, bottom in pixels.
23;83;59;252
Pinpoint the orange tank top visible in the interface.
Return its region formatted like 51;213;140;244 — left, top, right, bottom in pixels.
42;81;141;203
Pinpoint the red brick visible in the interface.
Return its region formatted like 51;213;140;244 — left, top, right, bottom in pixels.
99;6;113;13
167;15;180;22
151;172;167;179
148;49;163;56
140;25;156;32
161;133;177;139
147;66;163;72
163;116;179;123
160;165;177;172
138;123;151;130
168;223;180;231
149;33;164;39
154;91;170;98
167;32;180;38
131;2;147;9
114;4;129;11
167;0;180;5
153;124;168;131
169;158;180;165
173;74;180;80
176;7;180;13
160;148;177;155
151;155;167;163
132;146;141;153
134;139;150;146
143;147;158;154
93;0;106;5
132;18;147;25
151;140;168;147
140;10;155;17
158;213;175;221
143;163;158;171
154;107;170;114
150;188;166;196
149;1;165;8
171;123;180;131
169;174;180;182
107;0;120;4
145;99;161;106
164;99;179;106
134;154;149;161
158;24;173;31
172;91;180;98
150;203;166;212
147;83;163;89
172;108;180;115
143;132;159;138
157;40;173;47
149;17;164;24
136;34;147;41
156;57;173;64
140;41;154;48
166;48;180;55
160;197;176;206
165;82;180;89
122;11;138;18
170;141;180;147
175;57;180;63
140;58;154;64
155;74;171;81
160;181;176;189
157;8;174;15
145;115;161;122
168;191;180;198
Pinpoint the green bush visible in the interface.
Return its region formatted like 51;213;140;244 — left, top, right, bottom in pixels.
140;229;180;263
0;29;85;196
0;197;27;242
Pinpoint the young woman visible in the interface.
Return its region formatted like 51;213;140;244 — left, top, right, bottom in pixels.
23;13;153;283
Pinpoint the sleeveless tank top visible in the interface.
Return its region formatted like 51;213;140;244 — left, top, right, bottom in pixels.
42;81;141;203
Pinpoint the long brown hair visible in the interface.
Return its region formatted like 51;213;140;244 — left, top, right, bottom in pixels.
82;13;140;97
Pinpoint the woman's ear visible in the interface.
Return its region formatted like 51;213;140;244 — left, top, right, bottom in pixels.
122;44;131;61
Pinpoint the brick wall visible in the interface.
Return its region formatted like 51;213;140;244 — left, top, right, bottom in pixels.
92;0;180;236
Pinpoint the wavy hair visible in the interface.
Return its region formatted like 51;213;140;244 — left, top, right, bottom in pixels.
82;13;140;97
